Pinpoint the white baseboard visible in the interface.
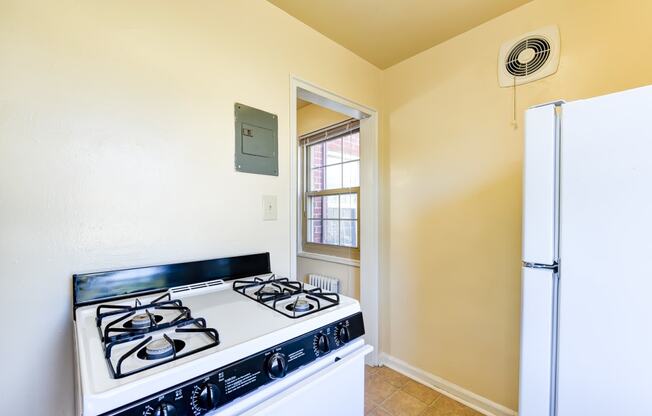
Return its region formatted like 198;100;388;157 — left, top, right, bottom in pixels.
378;353;517;416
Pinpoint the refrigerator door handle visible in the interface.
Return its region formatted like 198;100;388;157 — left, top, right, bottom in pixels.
523;261;558;272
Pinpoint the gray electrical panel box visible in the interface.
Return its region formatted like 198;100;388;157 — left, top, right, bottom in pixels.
234;103;278;176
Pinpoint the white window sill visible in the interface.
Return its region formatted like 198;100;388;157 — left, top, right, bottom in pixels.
297;251;360;268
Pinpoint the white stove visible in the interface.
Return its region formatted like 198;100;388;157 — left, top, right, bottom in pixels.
73;254;371;416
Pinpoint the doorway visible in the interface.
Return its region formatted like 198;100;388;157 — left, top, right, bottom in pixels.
289;76;380;365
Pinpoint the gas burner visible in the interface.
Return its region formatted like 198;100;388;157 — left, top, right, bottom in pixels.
124;313;164;329
233;275;340;318
286;298;314;313
137;337;186;360
256;284;281;296
95;292;193;343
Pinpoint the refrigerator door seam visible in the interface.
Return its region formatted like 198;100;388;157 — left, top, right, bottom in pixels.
553;104;562;264
550;97;563;416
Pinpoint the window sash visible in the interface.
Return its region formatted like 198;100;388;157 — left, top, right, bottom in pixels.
301;121;360;255
304;189;360;249
306;219;359;248
306;186;360;198
306;132;360;192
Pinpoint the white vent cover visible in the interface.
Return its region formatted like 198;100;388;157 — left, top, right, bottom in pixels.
307;274;340;293
498;25;560;87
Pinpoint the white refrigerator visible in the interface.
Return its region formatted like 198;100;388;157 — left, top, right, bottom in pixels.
519;85;652;416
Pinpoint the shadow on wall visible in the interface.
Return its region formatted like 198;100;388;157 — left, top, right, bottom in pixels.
297;257;360;299
389;166;522;409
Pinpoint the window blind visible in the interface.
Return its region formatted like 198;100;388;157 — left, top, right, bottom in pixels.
299;118;359;146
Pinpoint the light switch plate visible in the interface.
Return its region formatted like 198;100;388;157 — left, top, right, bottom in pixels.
262;195;277;221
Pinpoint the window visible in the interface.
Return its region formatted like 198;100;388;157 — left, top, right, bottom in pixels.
301;119;360;259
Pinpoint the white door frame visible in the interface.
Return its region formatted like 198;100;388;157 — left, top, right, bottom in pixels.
289;75;380;365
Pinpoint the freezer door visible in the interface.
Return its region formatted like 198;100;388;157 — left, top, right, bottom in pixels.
519;267;556;416
558;85;652;415
523;104;558;265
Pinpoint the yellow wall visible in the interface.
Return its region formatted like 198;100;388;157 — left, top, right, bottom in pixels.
297;103;350;136
383;0;652;410
0;1;381;414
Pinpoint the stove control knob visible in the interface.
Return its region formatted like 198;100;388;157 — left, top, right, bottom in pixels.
266;352;288;379
153;402;177;416
316;333;330;353
198;383;221;410
337;325;351;344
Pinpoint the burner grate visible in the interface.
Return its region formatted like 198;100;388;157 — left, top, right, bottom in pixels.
233;275;340;318
95;293;220;379
104;317;220;379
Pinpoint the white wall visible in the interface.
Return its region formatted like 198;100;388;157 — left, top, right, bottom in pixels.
0;1;381;414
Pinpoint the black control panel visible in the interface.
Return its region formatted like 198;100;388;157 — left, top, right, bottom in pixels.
103;312;364;416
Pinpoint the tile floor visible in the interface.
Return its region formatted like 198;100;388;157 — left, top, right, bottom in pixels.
364;365;483;416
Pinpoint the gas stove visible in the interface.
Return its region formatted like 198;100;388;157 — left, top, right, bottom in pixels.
73;253;370;416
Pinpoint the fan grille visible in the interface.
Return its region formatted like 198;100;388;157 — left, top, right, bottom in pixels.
505;37;551;77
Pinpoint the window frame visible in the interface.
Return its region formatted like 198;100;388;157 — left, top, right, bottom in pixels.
300;120;360;260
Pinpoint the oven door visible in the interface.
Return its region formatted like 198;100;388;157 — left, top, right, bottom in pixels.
212;340;372;416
